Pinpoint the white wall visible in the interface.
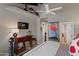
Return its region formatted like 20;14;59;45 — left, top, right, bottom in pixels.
60;4;79;35
0;5;39;53
36;18;41;45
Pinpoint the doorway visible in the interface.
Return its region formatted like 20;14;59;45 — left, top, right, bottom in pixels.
48;22;59;42
41;22;48;43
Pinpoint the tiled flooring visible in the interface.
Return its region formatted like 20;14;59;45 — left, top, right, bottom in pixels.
23;41;70;56
0;53;9;56
23;41;60;56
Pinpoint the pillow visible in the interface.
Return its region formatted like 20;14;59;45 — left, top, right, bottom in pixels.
69;34;79;56
18;42;23;49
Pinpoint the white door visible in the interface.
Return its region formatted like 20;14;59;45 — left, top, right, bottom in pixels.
60;22;74;44
66;22;74;43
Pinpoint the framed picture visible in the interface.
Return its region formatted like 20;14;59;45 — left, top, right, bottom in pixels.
18;22;29;29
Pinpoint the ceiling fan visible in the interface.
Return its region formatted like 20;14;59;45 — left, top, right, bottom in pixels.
37;4;63;16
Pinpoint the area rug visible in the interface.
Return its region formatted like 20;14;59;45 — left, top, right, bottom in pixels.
55;44;70;56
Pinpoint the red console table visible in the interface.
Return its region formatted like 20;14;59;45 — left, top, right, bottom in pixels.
14;35;36;55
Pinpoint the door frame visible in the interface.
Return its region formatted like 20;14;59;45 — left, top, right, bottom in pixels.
48;22;60;41
40;20;49;43
59;22;75;44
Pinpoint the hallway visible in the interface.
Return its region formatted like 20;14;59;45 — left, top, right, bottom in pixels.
23;41;70;56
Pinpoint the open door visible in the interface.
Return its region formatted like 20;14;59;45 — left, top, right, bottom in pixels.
48;22;59;42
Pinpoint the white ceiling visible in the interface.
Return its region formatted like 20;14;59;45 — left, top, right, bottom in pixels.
43;3;79;22
1;3;79;22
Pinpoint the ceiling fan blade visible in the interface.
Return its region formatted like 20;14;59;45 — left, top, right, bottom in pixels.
51;12;56;15
50;7;63;12
40;12;56;18
36;11;45;12
44;11;56;16
44;4;49;12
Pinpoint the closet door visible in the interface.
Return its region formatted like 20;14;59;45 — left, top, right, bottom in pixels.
66;22;74;44
60;22;74;44
60;22;67;44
